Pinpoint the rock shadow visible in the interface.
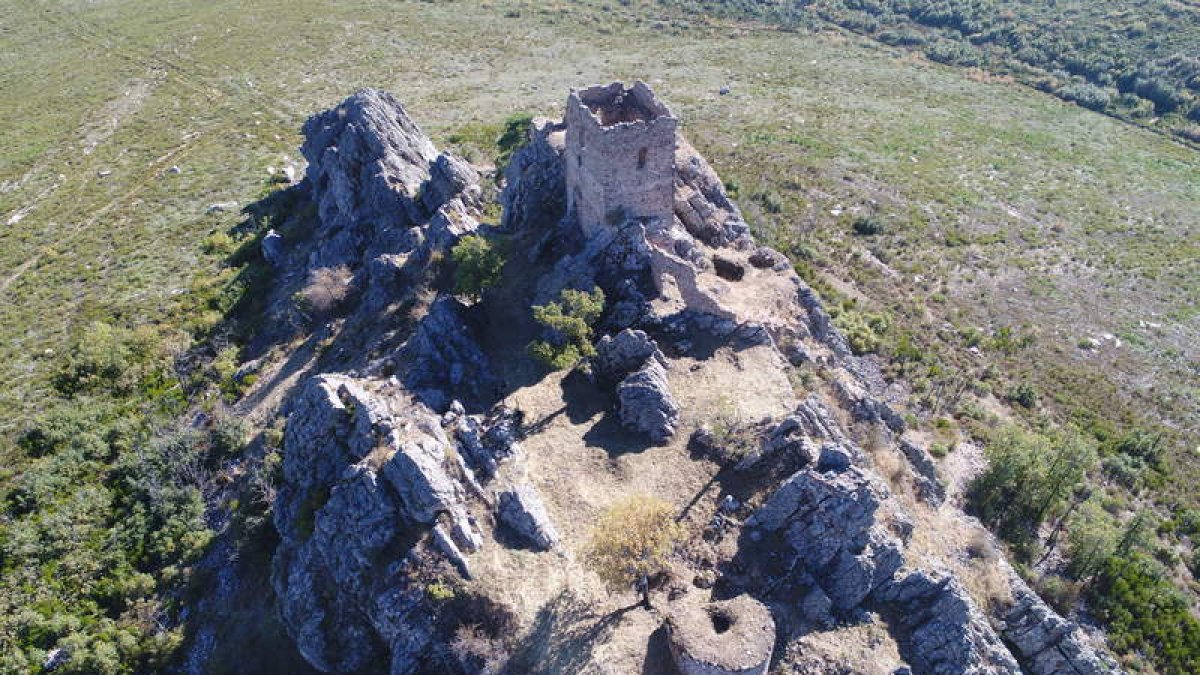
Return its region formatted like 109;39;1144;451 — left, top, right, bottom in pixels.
502;591;636;675
582;411;657;457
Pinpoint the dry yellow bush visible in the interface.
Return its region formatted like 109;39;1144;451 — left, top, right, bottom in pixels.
584;495;684;607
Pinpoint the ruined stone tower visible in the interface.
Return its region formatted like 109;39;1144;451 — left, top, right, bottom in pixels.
564;81;678;238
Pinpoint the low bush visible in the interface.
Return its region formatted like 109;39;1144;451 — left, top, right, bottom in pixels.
451;235;506;302
851;215;885;236
1004;381;1039;409
527;287;605;370
294;265;354;318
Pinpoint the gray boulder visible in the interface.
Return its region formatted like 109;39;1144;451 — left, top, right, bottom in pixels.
833;373;906;433
497;484;560;551
422;152;480;213
617;359;680;443
874;570;1021;675
593;329;666;383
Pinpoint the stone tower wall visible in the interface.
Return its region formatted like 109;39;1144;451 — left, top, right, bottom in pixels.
564;81;678;238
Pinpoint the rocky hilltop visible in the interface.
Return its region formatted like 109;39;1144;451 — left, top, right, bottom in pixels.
262;84;1120;674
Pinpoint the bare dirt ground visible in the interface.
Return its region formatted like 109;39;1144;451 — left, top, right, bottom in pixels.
466;339;796;672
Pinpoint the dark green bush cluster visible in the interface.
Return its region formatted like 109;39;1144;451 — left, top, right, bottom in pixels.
0;187;286;671
1089;554;1200;673
851;215;885;236
495;113;534;175
451;234;507;302
0;321;246;673
664;0;1200;136
1003;381;1038;409
527;287;605;370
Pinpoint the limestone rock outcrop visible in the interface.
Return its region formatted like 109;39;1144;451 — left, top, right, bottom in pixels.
300;87;482;271
1002;578;1117;674
272;375;481;673
501;117;566;236
874;570;1021;675
744;466;904;614
674;136;751;248
398;295;499;412
262;84;1125;675
898;438;946;507
734;396;858;473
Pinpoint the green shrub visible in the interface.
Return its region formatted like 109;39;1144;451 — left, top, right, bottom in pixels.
1004;381;1039;409
495;113;534;175
1058;82;1111;111
1066;500;1121;580
425;581;457;603
851;215;885;236
52;323;161;397
1089;554;1200;672
451;235;506;302
527;287;605;370
831;308;889;355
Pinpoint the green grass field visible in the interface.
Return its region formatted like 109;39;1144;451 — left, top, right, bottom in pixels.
1;0;1197;671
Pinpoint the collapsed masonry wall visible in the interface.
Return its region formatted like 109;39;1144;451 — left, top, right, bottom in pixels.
564;81;677;238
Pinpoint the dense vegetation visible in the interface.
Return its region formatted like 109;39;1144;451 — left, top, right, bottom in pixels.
660;0;1200;141
967;424;1200;671
0;188;283;672
451;235;507;302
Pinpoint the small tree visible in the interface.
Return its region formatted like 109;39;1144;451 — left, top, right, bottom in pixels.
451;235;506;302
528;286;605;370
584;495;684;608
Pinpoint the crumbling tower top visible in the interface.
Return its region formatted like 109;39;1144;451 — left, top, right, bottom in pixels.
564;81;678;238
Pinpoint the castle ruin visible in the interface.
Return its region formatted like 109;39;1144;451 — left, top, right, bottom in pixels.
564;81;678;238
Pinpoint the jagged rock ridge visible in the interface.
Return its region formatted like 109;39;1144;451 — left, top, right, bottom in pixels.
266;84;1121;675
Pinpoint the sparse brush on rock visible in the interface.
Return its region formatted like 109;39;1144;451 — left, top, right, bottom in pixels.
294;265;354;319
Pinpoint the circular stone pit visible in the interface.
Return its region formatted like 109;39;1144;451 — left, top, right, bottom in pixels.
666;594;775;675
